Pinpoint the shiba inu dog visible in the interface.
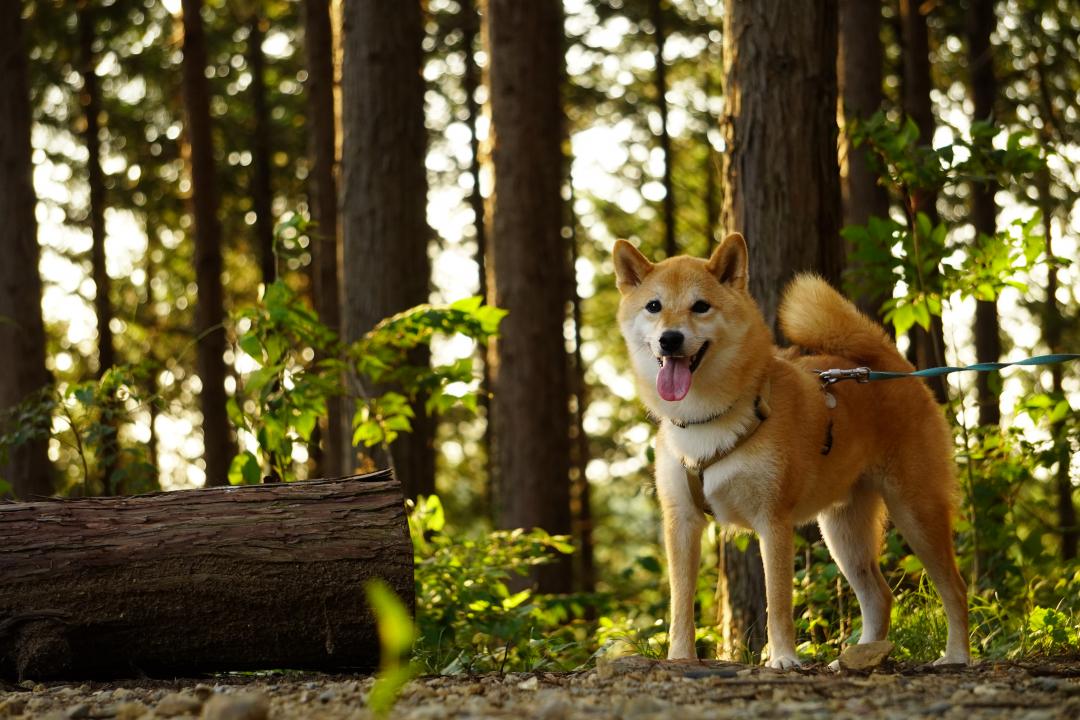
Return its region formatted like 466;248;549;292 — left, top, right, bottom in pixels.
613;233;970;668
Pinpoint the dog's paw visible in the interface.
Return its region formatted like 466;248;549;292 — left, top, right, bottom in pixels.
931;653;970;667
765;653;802;670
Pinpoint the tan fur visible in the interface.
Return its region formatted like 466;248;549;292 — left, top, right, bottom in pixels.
613;234;970;668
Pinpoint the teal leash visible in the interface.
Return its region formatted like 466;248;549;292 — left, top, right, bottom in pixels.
816;353;1080;385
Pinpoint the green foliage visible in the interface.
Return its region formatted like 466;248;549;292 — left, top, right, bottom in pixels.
365;580;417;717
228;276;505;480
0;365;159;496
230;279;340;482
350;297;507;448
410;495;587;673
843;112;1047;335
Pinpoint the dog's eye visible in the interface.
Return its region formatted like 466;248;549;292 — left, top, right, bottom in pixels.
645;300;662;313
691;300;711;314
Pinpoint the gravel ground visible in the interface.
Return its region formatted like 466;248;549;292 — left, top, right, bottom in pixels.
2;655;1079;719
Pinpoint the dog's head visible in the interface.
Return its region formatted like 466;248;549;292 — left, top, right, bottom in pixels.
614;233;768;414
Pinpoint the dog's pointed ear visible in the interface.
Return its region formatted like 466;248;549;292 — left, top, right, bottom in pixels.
613;240;653;295
707;232;748;289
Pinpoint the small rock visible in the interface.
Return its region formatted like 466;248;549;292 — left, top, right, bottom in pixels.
924;701;951;716
18;680;36;690
837;640;894;672
0;697;28;716
1033;677;1064;692
155;692;203;717
200;692;269;720
535;693;571;720
317;690;335;704
66;703;91;719
113;702;150;720
192;686;214;702
516;676;539;691
111;689;133;702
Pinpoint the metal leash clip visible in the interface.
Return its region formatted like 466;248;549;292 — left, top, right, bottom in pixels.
815;367;871;386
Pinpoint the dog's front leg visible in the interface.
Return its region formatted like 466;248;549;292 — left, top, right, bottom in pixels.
655;438;706;660
758;519;800;669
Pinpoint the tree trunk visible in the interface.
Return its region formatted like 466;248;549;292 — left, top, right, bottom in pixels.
487;0;573;593
721;0;843;326
249;14;276;285
78;0;121;496
838;0;891;320
78;2;114;378
180;0;233;487
0;2;53;501
0;471;411;681
651;0;677;259
303;0;345;480
718;0;841;660
461;0;494;517
567;176;595;595
1035;167;1076;561
340;0;433;499
899;0;949;403
967;0;1001;427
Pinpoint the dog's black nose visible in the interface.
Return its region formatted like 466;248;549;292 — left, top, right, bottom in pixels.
659;331;684;353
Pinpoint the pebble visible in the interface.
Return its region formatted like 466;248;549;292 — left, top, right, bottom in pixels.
65;703;91;719
200;692;270;720
837;641;894;672
924;701;951;715
114;702;150;720
516;676;539;691
155;691;203;717
0;697;29;716
317;689;335;703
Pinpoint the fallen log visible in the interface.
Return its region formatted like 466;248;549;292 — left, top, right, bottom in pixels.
0;470;412;680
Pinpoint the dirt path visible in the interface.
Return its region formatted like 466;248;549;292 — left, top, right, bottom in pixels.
2;656;1078;719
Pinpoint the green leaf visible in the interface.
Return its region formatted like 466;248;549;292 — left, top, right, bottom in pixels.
365;580;416;717
228;451;262;486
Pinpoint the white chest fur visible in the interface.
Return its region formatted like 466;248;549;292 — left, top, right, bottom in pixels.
663;419;778;530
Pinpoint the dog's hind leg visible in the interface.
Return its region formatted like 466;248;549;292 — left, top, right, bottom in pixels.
882;477;970;665
655;440;707;660
817;477;893;644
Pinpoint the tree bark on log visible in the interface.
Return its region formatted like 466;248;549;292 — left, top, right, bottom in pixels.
0;471;412;681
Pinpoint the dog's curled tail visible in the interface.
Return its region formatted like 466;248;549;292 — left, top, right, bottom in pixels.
779;274;912;371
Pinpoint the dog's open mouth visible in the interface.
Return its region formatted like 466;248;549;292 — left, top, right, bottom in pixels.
655;341;710;402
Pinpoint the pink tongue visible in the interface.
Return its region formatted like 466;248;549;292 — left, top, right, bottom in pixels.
657;357;693;401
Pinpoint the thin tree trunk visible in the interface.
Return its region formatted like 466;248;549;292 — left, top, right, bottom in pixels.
899;0;948;403
461;0;494;516
304;0;345;479
651;0;677;258
488;0;573;593
967;0;1001;426
180;0;232;488
250;14;276;285
78;1;122;496
704;64;719;253
566;175;595;595
340;0;433;499
718;0;841;660
1035;167;1076;561
839;0;891;320
0;1;53;500
79;3;114;378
